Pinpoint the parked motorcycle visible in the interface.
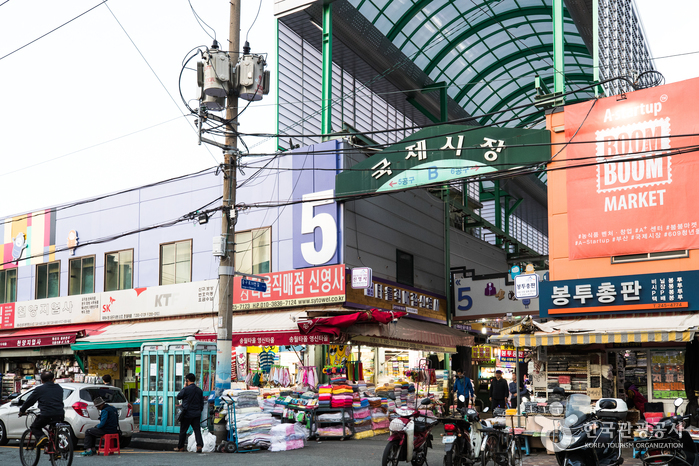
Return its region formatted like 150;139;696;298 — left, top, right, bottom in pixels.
442;395;489;466
554;394;628;466
383;398;439;466
635;397;699;466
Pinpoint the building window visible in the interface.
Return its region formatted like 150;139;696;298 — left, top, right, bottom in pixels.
160;240;192;285
612;250;689;264
0;269;17;304
235;228;271;275
36;261;60;299
105;250;133;291
69;256;95;295
396;250;414;287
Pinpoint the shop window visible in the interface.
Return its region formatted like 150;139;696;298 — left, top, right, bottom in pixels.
650;350;684;401
612;250;688;264
105;249;133;292
235;227;271;275
79;387;127;403
69;256;95;296
0;268;17;304
396;249;414;287
159;240;192;285
36;261;60;299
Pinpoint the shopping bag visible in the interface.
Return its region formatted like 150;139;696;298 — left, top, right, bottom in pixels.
187;429;217;452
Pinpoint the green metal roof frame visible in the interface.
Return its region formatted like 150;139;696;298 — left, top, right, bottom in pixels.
349;0;597;128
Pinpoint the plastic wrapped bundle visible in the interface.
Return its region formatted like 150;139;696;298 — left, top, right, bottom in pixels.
269;439;305;451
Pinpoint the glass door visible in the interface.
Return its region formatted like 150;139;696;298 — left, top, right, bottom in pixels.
140;345;165;432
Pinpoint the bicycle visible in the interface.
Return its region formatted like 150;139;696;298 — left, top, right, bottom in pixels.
19;409;74;466
481;408;524;466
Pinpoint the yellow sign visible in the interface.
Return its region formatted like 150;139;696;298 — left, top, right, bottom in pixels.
87;356;120;380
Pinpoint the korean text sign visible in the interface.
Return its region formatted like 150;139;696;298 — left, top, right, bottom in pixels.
539;269;697;317
232;264;345;311
565;77;699;259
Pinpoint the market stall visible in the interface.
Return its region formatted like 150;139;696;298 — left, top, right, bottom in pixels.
490;315;699;414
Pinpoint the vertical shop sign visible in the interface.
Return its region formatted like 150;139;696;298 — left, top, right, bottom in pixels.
566;77;699;259
292;140;341;268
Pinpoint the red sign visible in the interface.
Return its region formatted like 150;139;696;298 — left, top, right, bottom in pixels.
0;332;77;349
195;332;331;346
0;303;14;329
565;77;699;259
232;264;345;311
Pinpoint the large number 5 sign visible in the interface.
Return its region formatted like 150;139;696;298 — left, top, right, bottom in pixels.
300;189;338;265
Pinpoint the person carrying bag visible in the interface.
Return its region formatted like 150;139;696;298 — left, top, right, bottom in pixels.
174;373;205;453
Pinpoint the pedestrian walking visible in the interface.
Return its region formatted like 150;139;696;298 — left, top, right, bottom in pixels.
174;373;204;453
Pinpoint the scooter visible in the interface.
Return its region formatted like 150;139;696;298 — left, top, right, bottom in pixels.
383;398;440;466
554;394;628;466
442;395;489;466
635;397;699;466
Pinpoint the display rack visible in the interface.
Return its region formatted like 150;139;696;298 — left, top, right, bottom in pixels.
543;353;604;400
314;407;354;440
2;374;20;397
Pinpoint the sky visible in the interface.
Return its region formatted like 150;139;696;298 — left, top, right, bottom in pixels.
0;0;698;219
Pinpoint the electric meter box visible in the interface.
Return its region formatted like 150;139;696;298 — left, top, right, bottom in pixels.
213;236;226;257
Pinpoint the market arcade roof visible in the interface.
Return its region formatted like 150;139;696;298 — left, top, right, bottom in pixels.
280;0;599;129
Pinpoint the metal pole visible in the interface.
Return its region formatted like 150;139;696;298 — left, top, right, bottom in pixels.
444;186;452;407
320;3;333;139
593;0;600;97
215;0;240;402
552;0;565;95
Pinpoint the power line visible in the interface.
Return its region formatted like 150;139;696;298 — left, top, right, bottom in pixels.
0;116;184;178
245;0;263;44
0;166;218;226
0;0;107;62
188;0;216;42
105;3;220;164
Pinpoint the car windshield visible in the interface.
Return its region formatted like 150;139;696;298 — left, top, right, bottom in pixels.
80;388;127;404
565;394;592;424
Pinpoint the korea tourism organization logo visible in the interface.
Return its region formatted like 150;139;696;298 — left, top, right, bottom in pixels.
594;98;672;213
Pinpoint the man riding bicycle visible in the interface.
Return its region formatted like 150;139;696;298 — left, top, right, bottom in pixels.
18;371;65;448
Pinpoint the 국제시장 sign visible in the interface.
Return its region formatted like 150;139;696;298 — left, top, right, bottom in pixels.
335;125;550;198
565;77;699;259
539;269;699;318
231;264;345;311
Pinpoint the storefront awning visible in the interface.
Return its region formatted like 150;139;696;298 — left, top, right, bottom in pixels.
490;315;699;347
346;318;475;353
0;323;108;350
229;310;333;346
71;317;216;350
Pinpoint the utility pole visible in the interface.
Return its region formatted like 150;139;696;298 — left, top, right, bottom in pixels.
215;0;240;400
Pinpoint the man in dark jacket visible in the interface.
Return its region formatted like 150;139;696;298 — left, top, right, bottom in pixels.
489;370;509;410
19;371;64;448
81;397;119;456
175;373;204;453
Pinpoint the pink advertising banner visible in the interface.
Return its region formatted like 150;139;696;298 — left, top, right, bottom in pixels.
232;264;345;311
565;77;699;259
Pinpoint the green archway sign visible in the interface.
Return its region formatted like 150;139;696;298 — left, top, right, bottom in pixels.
335;125;551;198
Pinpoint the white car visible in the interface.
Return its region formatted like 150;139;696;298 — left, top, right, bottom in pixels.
0;382;134;448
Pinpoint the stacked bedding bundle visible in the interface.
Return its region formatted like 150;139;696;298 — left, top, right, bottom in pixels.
331;384;353;408
371;407;389;430
318;384;332;407
268;422;309;452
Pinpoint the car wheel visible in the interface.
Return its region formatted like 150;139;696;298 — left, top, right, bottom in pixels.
65;425;80;450
119;435;131;448
0;420;8;446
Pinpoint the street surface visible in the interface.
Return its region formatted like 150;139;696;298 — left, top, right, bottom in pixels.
0;433;644;466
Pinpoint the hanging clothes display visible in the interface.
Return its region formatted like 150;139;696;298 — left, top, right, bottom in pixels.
260;348;276;373
296;366;318;389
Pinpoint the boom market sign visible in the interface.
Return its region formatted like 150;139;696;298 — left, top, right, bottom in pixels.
335;125;551;197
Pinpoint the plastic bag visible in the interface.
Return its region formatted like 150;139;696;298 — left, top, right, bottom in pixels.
187;429;217;452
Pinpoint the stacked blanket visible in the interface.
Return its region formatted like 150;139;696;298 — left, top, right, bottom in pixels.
319;384;332;407
268;422;309;452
